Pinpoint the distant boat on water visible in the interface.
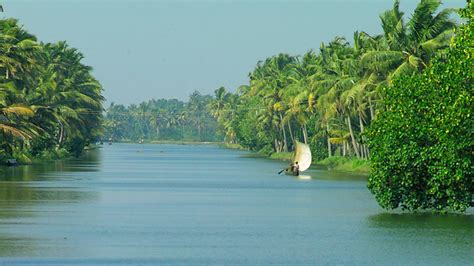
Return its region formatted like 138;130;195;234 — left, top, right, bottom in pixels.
6;159;18;167
281;141;312;176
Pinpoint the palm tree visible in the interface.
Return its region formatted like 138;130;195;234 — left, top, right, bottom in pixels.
0;84;36;156
0;18;40;81
362;0;456;82
0;17;105;159
209;87;228;121
29;42;103;147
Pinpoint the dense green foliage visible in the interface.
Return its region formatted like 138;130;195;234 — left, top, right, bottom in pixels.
318;156;370;173
209;0;472;211
0;18;104;163
209;0;456;162
367;3;473;212
2;0;471;212
103;91;219;142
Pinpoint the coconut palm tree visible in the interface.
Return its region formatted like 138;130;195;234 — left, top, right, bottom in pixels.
361;0;456;82
0;18;40;81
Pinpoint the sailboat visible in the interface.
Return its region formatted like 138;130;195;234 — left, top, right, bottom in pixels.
284;141;312;176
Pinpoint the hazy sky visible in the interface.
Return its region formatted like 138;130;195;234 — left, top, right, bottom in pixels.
2;0;466;106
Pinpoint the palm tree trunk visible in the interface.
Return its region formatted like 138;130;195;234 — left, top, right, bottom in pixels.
358;114;366;159
302;124;308;144
343;141;346;156
368;97;375;122
279;113;288;152
281;128;288;151
59;123;64;146
326;123;332;157
288;121;295;151
346;116;360;158
288;121;294;142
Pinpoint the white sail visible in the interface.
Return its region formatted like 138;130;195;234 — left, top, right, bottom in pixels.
293;141;312;172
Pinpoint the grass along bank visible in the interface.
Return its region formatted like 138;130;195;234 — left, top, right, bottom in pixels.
268;152;370;174
269;152;293;161
222;143;371;174
316;156;370;174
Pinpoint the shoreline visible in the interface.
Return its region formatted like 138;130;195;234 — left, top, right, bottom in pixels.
111;140;222;145
220;142;370;175
1;143;103;167
3;141;370;175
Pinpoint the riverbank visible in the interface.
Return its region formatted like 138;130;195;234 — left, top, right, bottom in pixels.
316;156;370;173
148;140;220;145
111;139;221;145
271;152;371;174
268;152;370;174
1;144;103;167
220;143;370;174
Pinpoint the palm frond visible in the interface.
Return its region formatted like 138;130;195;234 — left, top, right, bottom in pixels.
361;50;405;71
1;105;34;116
0;123;33;139
421;29;454;53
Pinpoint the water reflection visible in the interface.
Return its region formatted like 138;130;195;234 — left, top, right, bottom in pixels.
0;149;101;205
368;212;474;229
0;149;102;257
0;149;101;182
365;212;474;264
0;145;472;263
0;236;37;258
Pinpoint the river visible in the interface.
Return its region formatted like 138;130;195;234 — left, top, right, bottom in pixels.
0;144;472;265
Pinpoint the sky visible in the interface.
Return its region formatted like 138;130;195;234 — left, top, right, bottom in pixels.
1;0;466;106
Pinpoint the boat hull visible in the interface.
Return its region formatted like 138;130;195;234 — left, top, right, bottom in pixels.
284;169;299;176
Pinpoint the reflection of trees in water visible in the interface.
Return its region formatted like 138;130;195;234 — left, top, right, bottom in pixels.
0;149;102;256
0;236;38;257
368;213;474;230
0;184;98;211
0;184;98;256
0;149;102;181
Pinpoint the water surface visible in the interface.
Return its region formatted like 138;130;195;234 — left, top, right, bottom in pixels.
0;144;472;265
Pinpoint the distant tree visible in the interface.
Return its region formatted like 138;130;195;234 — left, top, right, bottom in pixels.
103;92;220;142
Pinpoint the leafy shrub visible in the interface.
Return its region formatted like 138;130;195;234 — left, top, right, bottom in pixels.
269;152;293;161
366;4;473;212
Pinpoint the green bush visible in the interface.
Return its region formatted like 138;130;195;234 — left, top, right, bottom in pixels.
318;156;350;168
366;4;473;212
269;152;293;161
309;135;329;162
317;156;370;173
258;145;274;156
65;136;86;157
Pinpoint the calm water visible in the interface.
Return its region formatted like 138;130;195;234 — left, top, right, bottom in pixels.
0;144;472;265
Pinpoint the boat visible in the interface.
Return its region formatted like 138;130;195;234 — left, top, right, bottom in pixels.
284;141;312;176
6;159;18;166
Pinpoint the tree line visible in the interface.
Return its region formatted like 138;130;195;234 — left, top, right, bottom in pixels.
209;0;457;161
0;18;104;162
103;91;220;142
1;0;471;211
209;0;473;211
